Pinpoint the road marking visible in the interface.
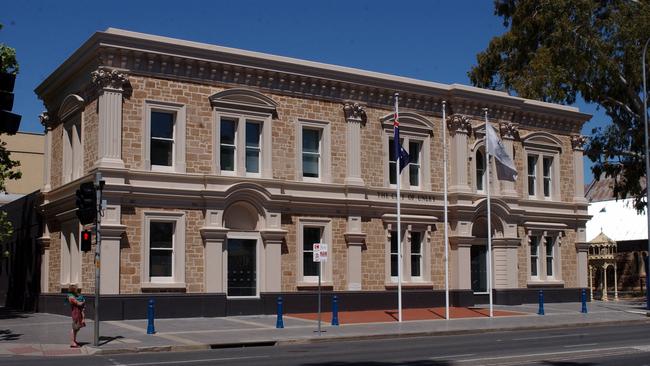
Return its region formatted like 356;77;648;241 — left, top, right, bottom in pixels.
105;321;147;333
564;343;598;348
456;345;644;363
513;333;589;341
223;317;275;329
105;320;201;345
118;355;269;366
633;345;650;352
431;353;475;359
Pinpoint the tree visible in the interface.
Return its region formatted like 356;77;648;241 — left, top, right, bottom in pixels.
0;23;22;242
469;0;650;210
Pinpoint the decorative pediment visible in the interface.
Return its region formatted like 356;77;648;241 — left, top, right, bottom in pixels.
209;88;278;118
521;131;563;152
380;111;434;135
58;94;84;121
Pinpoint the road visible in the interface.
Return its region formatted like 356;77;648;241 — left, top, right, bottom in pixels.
1;323;649;365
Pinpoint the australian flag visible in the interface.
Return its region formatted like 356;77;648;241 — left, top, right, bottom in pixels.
394;112;410;173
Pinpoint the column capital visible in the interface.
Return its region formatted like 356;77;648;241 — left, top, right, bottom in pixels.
344;232;366;246
99;224;127;240
343;102;367;124
261;229;287;243
200;227;229;242
91;67;130;92
446;114;472;135
39;111;53;130
571;135;588;151
499;122;520;140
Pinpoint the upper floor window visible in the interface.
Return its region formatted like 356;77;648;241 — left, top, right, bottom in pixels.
210;88;277;178
522;132;562;200
296;120;331;182
476;150;486;192
381;112;434;191
145;101;186;173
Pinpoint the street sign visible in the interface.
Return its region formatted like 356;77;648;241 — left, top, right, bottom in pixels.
313;243;328;262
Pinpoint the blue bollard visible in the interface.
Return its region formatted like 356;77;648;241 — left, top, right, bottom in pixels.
538;290;545;315
581;288;588;314
331;295;339;326
276;296;284;329
147;299;156;334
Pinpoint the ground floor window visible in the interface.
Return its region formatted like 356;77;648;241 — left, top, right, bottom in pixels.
142;212;186;286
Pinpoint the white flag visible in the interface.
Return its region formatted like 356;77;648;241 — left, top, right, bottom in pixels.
486;125;517;181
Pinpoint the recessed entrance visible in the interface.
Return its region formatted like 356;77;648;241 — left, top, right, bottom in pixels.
471;245;487;293
227;239;257;297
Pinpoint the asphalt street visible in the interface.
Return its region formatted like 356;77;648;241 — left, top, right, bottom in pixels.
1;323;649;365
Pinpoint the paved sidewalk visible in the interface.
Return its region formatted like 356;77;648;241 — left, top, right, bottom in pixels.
0;300;647;357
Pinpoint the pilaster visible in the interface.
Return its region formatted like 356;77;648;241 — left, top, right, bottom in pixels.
343;103;366;186
92;68;128;169
499;123;519;197
572;135;588;203
200;227;229;293
449;237;472;289
344;215;366;291
39;112;52;193
37;222;51;294
447;114;472;193
99;205;126;294
261;229;287;292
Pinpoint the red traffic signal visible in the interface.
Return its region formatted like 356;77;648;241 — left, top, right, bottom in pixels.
80;230;92;252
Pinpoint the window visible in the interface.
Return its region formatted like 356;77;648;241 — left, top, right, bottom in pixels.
545;236;554;277
296;120;331;182
149;222;174;278
476;150;485;191
388;138;423;188
409;141;421;187
296;218;332;285
386;225;430;284
245;121;262;174
302;128;321;179
410;232;423;278
302;227;322;278
543;157;553;198
530;236;539;277
527;231;562;283
142;212;186;286
527;155;538;197
145;101;186;173
150;111;175;167
390;231;399;278
220;118;237;172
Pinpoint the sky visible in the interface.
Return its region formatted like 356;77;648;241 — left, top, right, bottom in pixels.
1;0;608;181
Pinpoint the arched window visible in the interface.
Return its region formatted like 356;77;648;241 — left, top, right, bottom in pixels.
476;150;485;192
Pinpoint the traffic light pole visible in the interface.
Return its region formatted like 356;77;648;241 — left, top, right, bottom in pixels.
93;172;104;347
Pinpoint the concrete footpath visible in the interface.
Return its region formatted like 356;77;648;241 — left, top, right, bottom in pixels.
0;300;647;357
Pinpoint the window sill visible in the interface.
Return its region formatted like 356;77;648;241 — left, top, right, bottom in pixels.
141;282;187;292
526;280;564;288
385;281;433;289
297;281;333;290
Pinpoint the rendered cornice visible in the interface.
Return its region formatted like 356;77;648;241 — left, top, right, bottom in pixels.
35;29;591;132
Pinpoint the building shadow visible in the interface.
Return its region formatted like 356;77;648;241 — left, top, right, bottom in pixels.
0;329;22;341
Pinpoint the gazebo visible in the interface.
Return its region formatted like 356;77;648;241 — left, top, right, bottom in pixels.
588;232;619;301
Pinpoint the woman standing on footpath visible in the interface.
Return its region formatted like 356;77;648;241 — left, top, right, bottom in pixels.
67;284;85;348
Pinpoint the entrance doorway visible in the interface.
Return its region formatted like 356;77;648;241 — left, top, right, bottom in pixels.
471;245;487;293
227;239;257;297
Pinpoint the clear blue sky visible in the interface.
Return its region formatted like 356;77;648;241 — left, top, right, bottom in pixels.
2;0;606;181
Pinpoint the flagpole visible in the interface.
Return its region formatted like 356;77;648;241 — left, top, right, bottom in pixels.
484;108;494;318
395;93;402;323
442;101;449;320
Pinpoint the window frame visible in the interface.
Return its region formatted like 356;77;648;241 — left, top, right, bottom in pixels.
144;101;186;173
542;156;553;198
245;120;263;176
475;148;486;193
522;133;562;201
142;212;186;288
527;230;563;285
296;119;331;183
219;117;238;175
385;224;431;285
384;131;430;191
296;217;332;286
214;110;272;178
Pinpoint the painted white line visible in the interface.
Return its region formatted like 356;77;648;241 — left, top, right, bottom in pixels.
431;353;475;359
456;345;643;363
513;333;589;341
105;321;147;333
564;343;598;348
105;320;201;345
223;317;275;329
155;333;202;346
633;345;650;352
121;355;269;366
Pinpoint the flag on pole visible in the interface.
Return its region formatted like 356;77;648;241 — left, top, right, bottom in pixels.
393;114;411;172
485;125;517;181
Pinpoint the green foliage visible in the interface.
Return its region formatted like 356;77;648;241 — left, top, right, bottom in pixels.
0;22;18;74
470;0;650;210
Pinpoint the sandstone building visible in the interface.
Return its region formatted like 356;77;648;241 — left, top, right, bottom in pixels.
34;29;591;318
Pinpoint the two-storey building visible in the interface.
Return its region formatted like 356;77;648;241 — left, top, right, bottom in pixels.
35;29;591;319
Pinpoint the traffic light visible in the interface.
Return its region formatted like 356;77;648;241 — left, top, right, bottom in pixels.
80;230;92;252
75;182;97;225
0;71;20;135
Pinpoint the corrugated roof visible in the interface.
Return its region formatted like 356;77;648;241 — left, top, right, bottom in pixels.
585;177;646;203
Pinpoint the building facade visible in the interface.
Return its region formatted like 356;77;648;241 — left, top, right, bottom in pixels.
0;132;45;205
34;29;591;319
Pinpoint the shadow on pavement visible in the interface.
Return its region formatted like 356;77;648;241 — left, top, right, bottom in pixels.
98;335;124;346
541;361;596;366
0;329;22;341
0;307;29;320
303;362;451;366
